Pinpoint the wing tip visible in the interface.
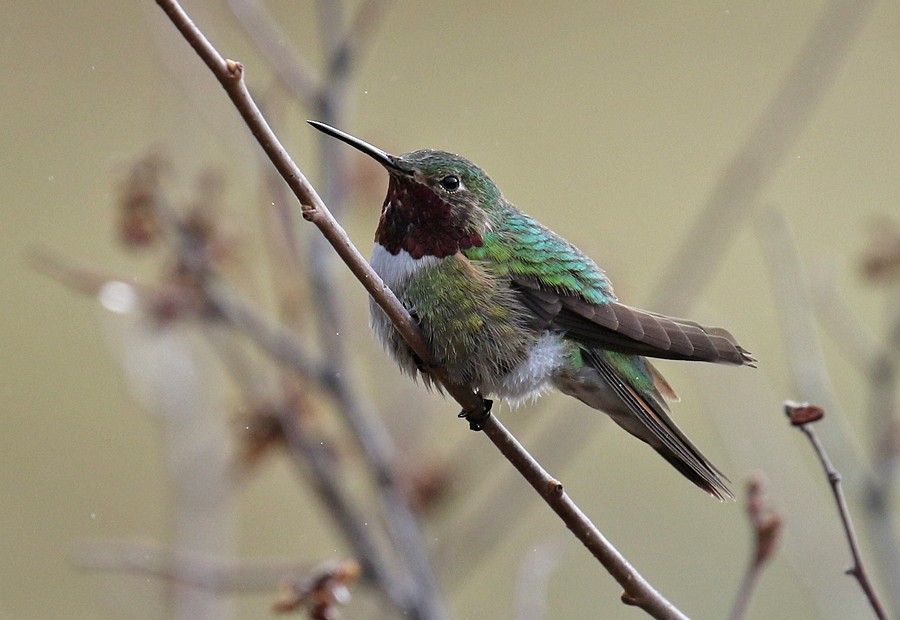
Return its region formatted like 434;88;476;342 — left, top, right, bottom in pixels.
738;346;757;368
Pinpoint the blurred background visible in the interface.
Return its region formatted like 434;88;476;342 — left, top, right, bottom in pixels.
2;1;898;618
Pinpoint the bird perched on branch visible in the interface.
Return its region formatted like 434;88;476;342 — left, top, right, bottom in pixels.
310;121;754;500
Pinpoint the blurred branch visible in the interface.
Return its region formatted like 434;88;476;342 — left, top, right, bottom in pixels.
29;249;142;299
755;210;837;403
650;0;873;314
163;205;424;616
153;1;691;616
863;342;900;617
327;0;389;80
224;0;321;107
38;183;420;615
860;219;900;282
513;540;566;620
293;3;447;614
258;139;307;328
204;279;322;378
755;209;864;470
785;402;888;620
36;243;237;620
859;221;900;618
273;399;415;611
810;260;880;369
798;224;900;615
76;539;323;593
728;476;783;620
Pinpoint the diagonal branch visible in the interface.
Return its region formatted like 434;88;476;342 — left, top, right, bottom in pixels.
650;0;874;314
153;0;482;412
152;1;691;616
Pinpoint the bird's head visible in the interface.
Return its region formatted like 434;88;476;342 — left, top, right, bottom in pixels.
309;121;501;258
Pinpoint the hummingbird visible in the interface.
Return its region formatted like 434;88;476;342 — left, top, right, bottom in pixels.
309;121;755;500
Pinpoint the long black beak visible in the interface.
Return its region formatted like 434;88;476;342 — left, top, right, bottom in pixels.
308;121;407;173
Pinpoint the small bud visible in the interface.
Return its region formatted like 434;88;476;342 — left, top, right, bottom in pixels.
784;401;825;426
547;479;564;497
745;475;783;567
117;154;166;249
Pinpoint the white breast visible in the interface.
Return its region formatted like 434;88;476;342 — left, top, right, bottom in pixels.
368;244;441;374
370;244;441;289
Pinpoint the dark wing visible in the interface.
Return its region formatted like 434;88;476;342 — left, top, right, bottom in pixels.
515;277;755;366
465;208;755;366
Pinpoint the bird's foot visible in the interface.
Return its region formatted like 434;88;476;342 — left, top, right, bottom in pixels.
458;397;493;431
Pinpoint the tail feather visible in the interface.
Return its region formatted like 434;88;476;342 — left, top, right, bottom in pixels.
560;349;733;501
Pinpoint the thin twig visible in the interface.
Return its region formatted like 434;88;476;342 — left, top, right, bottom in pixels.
785;402;888;620
762;211;899;615
811;230;900;618
755;209;865;471
728;476;783;620
152;2;692;616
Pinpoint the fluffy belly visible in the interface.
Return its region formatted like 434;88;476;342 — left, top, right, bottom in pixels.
482;331;568;403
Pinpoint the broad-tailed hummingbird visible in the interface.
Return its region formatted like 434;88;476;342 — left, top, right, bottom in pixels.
309;121;754;500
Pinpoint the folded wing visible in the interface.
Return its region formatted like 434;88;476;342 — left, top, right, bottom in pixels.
514;277;755;366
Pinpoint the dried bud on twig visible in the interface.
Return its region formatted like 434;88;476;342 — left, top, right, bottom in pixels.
273;559;360;616
117;153;166;248
784;401;825;426
784;401;889;619
745;476;783;566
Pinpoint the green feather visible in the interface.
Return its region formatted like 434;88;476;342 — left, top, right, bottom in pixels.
465;206;615;305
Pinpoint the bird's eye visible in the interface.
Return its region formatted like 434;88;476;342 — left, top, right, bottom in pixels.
439;175;461;192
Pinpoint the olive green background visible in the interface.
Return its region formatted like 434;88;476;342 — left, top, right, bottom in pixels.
2;1;898;618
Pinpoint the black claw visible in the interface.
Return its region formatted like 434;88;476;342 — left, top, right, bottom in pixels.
459;398;493;431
